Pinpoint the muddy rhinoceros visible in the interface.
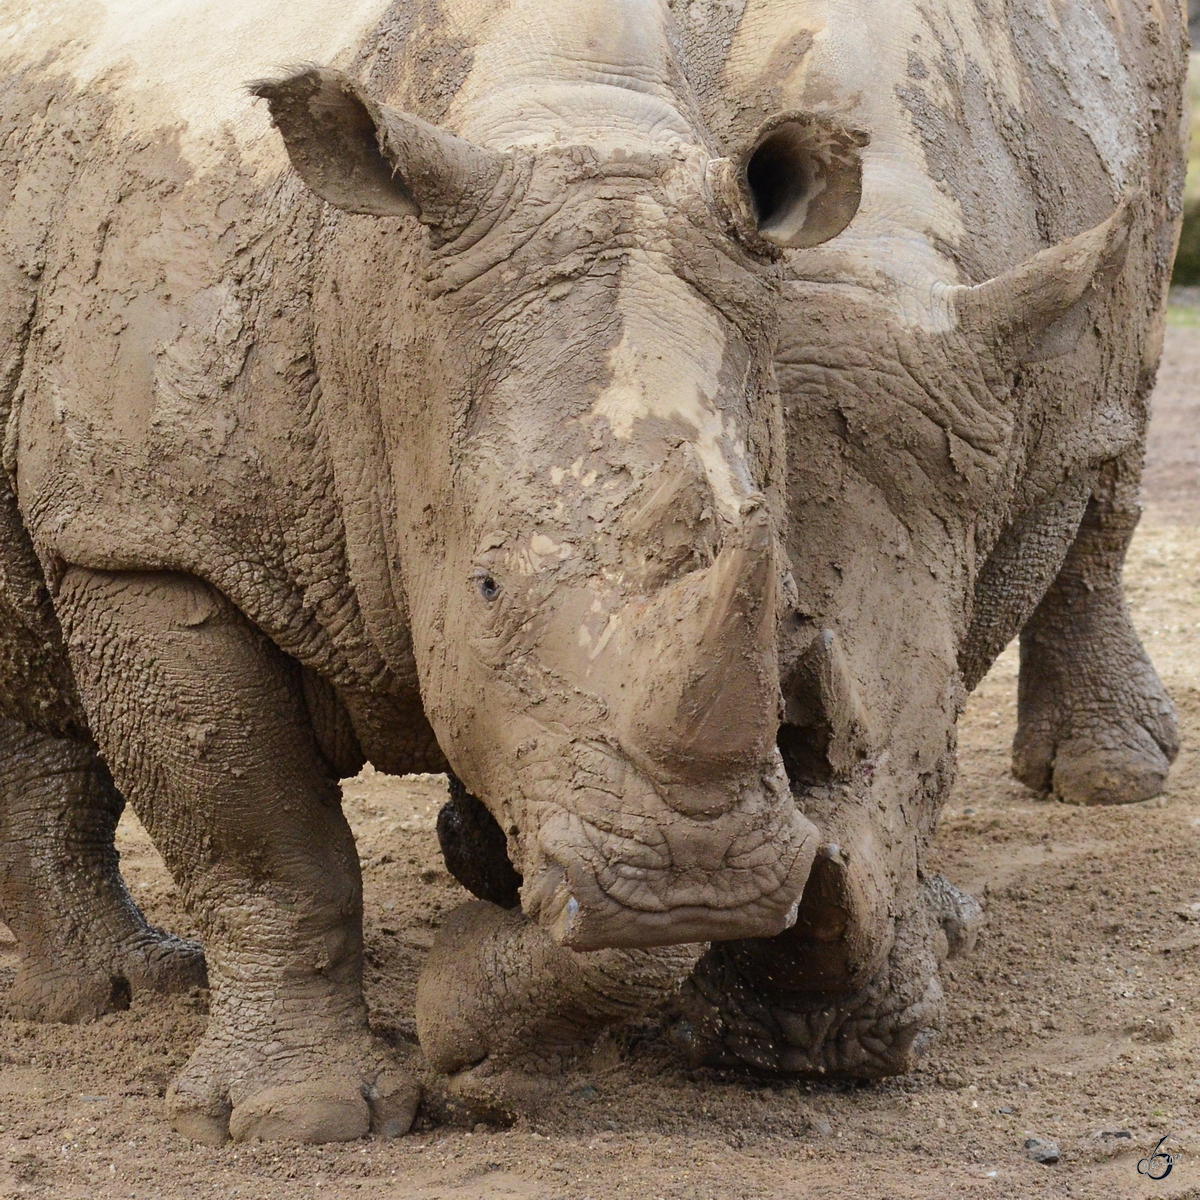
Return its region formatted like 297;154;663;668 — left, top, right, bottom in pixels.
0;0;1186;1145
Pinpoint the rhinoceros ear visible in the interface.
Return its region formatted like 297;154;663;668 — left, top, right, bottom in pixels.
951;194;1136;363
250;66;506;228
712;114;870;251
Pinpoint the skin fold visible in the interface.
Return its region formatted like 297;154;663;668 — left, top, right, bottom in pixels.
0;0;1187;1140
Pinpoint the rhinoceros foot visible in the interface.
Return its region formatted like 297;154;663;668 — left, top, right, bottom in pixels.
419;1061;568;1127
415;901;702;1118
1014;487;1178;807
1;715;207;1023
166;1015;419;1146
1014;715;1176;806
1014;604;1178;806
671;888;972;1079
8;928;206;1024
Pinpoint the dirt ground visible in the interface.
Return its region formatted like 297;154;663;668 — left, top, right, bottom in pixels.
0;315;1199;1199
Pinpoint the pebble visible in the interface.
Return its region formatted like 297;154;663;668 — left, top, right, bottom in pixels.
812;1118;832;1137
1024;1137;1060;1165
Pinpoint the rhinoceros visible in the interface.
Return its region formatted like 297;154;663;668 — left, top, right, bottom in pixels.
0;0;1185;1145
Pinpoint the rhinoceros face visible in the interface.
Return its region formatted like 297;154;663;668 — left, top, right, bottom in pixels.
429;173;799;948
257;68;868;950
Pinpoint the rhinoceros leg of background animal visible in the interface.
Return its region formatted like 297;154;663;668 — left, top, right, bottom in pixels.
54;566;419;1145
1014;455;1179;805
0;718;206;1022
0;475;205;1021
410;789;709;1120
414;901;703;1120
672;854;983;1079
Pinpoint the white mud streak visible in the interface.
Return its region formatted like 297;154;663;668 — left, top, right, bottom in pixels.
0;0;392;169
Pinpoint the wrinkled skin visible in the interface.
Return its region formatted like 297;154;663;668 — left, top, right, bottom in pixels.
0;0;1186;1140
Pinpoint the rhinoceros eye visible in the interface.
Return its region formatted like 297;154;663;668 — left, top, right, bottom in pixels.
474;570;501;602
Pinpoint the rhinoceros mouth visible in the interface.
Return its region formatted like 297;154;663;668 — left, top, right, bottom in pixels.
523;859;811;951
514;748;821;951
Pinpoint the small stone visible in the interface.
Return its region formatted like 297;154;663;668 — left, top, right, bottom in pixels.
996;1106;1014;1115
570;1084;599;1101
812;1117;832;1137
1024;1137;1060;1164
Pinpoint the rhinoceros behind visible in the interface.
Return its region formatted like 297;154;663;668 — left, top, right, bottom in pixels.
0;0;1185;1144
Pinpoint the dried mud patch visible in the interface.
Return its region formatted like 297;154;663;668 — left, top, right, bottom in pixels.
2;325;1200;1197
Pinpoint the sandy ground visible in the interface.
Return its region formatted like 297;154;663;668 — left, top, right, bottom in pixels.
2;316;1200;1199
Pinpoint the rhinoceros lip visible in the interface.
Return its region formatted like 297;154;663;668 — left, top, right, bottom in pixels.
519;813;818;952
529;863;809;952
507;739;821;949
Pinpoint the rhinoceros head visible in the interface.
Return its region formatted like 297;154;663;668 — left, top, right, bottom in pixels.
253;66;873;950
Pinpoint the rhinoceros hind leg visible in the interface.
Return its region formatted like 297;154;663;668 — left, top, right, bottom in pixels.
1014;468;1177;806
416;901;702;1122
56;567;418;1144
672;876;981;1079
0;716;206;1023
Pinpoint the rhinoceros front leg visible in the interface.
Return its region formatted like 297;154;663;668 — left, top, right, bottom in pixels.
0;717;206;1021
1014;459;1178;804
416;900;703;1120
55;567;418;1145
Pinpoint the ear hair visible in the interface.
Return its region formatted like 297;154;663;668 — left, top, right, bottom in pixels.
249;65;417;217
251;66;507;231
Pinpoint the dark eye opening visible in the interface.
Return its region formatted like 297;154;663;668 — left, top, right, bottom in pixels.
475;571;501;602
